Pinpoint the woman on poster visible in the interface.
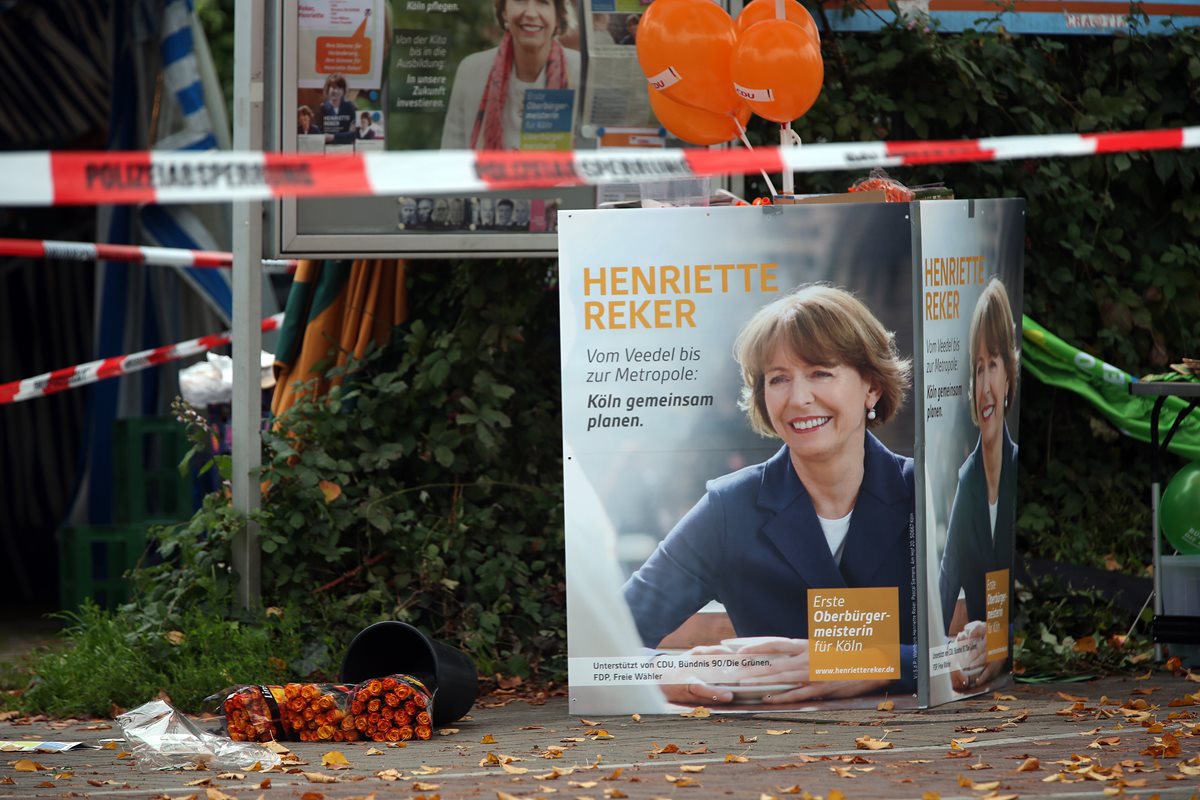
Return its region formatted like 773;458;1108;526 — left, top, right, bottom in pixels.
937;278;1019;692
440;0;581;150
622;284;917;705
319;73;359;144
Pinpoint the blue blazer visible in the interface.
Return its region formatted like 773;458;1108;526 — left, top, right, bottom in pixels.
938;424;1018;634
623;432;917;686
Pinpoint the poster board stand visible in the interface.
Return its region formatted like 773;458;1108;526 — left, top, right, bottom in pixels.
558;199;1025;713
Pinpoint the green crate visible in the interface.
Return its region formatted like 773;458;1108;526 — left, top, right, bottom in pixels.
113;416;193;524
57;525;147;611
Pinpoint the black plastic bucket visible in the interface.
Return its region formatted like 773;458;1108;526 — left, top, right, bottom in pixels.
340;621;478;727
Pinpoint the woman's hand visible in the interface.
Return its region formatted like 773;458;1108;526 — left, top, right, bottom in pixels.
658;645;738;706
730;638;811;687
949;620;992;692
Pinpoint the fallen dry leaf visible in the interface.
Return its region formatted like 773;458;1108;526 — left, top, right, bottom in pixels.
680;707;711;718
375;769;403;781
13;760;47;772
725;754;750;763
303;772;340;784
186;777;213;787
877;699;895;712
436;729;460;736
856;736;893;750
481;734;498;744
631;714;642;723
412;781;441;790
321;751;351;769
206;788;238;800
569;780;599;788
922;792;941;800
958;776;1000;791
766;729;792;735
664;775;700;787
1089;737;1121;748
502;763;529;775
1016;757;1040;772
679;765;705;773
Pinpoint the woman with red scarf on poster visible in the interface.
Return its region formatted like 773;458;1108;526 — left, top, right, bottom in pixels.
441;0;581;150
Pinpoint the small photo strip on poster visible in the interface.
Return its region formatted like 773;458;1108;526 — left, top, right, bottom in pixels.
397;197;562;232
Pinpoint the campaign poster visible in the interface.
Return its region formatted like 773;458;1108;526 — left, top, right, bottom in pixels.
298;0;390;89
914;200;1025;707
386;0;582;152
560;204;921;714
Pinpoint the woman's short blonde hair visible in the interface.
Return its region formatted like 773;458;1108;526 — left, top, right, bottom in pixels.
734;284;912;438
967;278;1019;426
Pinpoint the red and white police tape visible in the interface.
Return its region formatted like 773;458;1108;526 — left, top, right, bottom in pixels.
0;314;284;405
1;127;1197;205
0;237;298;272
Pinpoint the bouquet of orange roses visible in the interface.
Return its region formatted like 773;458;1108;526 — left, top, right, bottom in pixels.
223;674;433;743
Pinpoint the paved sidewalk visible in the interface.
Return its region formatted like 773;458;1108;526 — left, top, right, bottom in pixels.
2;673;1197;799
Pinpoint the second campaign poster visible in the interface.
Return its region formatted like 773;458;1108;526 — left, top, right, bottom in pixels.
560;204;921;714
914;200;1025;707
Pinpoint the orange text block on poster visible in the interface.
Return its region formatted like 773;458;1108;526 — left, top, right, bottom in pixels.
316;36;372;74
807;587;900;681
985;568;1009;663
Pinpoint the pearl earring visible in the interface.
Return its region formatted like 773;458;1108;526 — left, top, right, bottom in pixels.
867;407;877;420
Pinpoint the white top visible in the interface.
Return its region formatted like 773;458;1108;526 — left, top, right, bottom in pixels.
441;45;582;150
988;499;998;543
818;511;853;566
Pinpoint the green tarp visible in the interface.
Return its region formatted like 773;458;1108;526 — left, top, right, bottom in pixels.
1022;316;1200;461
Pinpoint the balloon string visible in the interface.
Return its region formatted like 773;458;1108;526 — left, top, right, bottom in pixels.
780;123;796;195
734;116;778;198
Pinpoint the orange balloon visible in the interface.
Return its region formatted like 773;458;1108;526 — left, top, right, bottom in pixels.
647;85;751;146
730;19;824;124
736;0;820;44
637;0;741;116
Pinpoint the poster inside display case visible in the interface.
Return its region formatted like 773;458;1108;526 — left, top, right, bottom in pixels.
271;0;739;258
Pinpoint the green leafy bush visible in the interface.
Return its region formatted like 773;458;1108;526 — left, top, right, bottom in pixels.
22;604;302;717
137;261;565;682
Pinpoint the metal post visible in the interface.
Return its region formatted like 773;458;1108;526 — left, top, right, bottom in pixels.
231;0;265;610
